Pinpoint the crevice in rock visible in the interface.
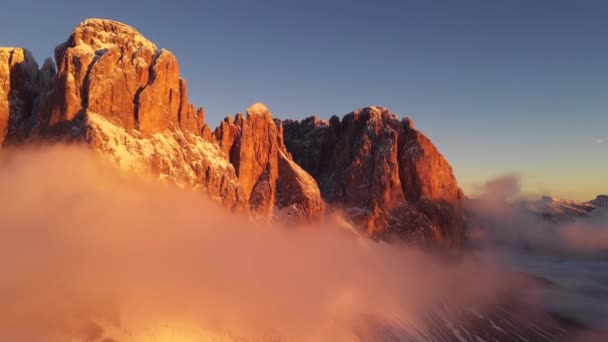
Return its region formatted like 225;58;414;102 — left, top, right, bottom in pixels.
177;81;184;127
7;49;15;68
80;48;108;112
133;50;160;129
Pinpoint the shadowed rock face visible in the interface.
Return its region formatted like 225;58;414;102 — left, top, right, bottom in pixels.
0;48;54;146
0;18;463;242
283;107;465;246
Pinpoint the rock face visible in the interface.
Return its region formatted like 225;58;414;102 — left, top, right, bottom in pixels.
38;18;203;136
0;18;464;243
283;107;465;246
0;48;54;146
87;112;246;210
214;103;325;221
1;19;243;211
0;18;325;224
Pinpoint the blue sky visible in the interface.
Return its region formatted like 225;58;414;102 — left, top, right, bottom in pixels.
1;0;607;200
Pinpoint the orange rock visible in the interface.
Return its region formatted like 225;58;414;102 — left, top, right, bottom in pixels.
38;19;200;136
215;103;325;221
215;103;281;217
283;106;465;246
178;79;205;136
137;49;181;134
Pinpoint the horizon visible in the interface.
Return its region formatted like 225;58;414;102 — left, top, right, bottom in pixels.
1;0;606;201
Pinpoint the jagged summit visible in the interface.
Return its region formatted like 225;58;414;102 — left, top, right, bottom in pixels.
283;106;464;246
62;18;158;55
41;18;197;135
246;102;273;119
0;18;465;244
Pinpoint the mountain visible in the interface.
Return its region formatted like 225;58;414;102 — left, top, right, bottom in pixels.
525;195;595;221
522;195;607;222
0;18;464;245
590;195;608;208
283;111;464;246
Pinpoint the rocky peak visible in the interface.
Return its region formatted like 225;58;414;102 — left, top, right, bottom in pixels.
214;103;324;221
283;106;465;246
38;18;202;136
1;19;245;211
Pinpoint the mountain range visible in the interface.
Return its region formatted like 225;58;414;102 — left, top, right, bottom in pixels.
0;18;465;246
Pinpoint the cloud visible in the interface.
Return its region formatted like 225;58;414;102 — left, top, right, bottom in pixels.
596;138;605;144
466;175;608;330
467;174;608;255
560;221;608;252
0;145;524;341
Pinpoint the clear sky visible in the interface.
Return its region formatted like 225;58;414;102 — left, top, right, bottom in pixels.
1;0;607;200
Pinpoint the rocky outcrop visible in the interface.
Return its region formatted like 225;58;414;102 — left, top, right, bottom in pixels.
37;18;203;135
283;107;465;246
276;152;325;223
214;103;325;221
0;48;54;146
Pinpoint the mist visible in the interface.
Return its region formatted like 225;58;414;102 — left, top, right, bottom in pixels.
466;174;608;333
466;174;608;256
0;146;527;342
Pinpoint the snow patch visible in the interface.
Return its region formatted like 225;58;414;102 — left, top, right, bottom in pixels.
87;112;235;189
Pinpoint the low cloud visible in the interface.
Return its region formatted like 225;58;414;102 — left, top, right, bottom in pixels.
0;146;525;341
466;174;608;331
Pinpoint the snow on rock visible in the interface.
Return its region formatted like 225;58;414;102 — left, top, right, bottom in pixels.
87;112;246;209
526;195;595;220
590;195;608;208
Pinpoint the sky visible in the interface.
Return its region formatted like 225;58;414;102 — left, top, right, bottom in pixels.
1;0;606;200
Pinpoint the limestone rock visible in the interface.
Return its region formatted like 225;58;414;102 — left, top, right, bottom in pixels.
283;106;465;246
276;152;325;223
0;48;43;146
1;19;464;243
86;111;246;210
178;79;205;136
136;49;181;134
0;19;243;209
38;18;200;135
215;103;325;221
